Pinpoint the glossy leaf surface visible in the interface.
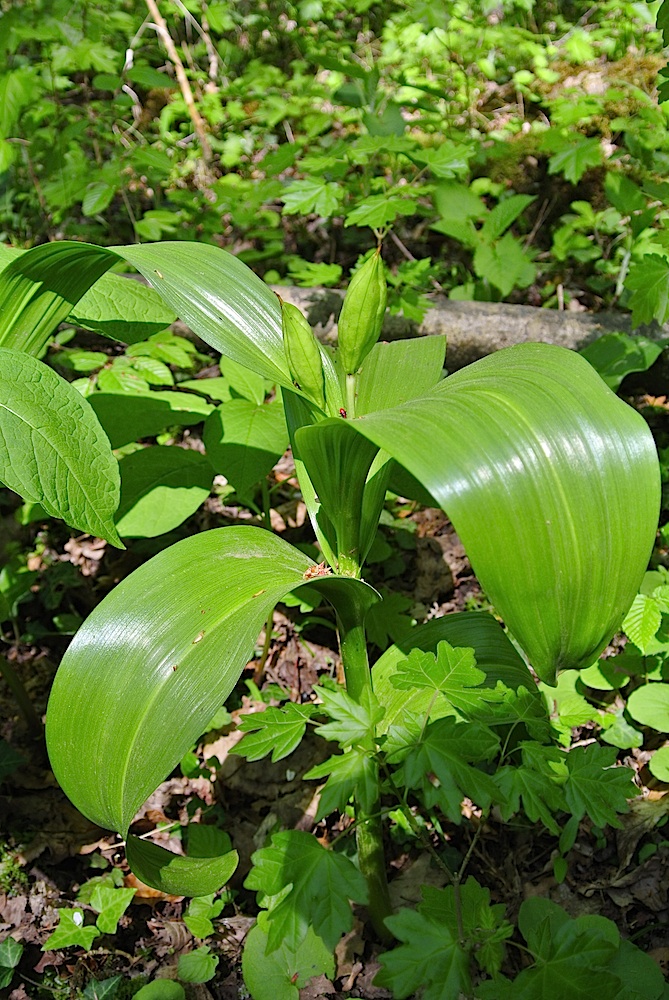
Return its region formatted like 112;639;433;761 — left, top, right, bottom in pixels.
0;347;121;544
355;344;660;683
46;527;312;834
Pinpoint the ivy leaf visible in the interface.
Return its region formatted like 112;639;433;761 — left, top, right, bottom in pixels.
625;255;669;328
281;180;343;217
89;885;136;934
564;744;635;828
0;938;23;990
546;136;603;184
387;716;500;822
183;894;226;939
232;704;316;762
622;594;662;653
245;830;368;952
313;683;385;747
344;194;416;229
81;976;123;1000
305;747;378;817
43;909;99;951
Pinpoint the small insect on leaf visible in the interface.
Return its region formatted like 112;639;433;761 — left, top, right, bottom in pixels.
154;269;164;279
192;630;205;644
339;408;347;418
252;589;267;598
172;664;179;672
290;973;300;984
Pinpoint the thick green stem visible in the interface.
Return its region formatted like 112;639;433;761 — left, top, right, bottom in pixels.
336;607;393;942
0;652;42;737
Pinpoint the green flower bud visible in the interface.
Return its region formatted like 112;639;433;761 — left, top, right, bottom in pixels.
337;249;387;374
280;299;326;409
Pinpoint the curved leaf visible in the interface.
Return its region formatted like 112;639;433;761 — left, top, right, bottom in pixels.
46;526;377;892
69;273;176;344
126;836;238;898
203;397;288;499
0;347;121;545
354;344;660;683
116;446;213;538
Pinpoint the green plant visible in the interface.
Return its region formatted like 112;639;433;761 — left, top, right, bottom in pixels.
0;238;661;994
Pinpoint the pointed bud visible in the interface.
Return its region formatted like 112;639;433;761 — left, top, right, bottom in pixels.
337;249;387;374
280;299;326;409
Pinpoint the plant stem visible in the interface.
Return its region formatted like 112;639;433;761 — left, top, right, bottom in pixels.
0;653;42;737
336;606;393;942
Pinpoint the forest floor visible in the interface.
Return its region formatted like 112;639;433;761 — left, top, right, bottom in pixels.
1;488;669;999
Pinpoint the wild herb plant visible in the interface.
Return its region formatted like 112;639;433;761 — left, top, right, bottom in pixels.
0;238;663;995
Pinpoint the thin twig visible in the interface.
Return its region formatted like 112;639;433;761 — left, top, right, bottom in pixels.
144;0;213;165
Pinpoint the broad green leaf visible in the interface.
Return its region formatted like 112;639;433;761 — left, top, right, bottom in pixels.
43;909;98;951
354;336;446;416
623;594;662;654
46;527;314;835
372;612;535;732
89;389;213;449
354;344;660;684
219;355;267;405
245;829;367;952
177;945;219;983
232;703;316;762
410;142;473;178
69;274;176;344
344;194;415;229
390;641;487;705
116;446;212;538
0;348;121;545
295;417;379;571
0;242;115;355
650;746;669;781
281;179;343;217
0;241;292;385
627;682;669;731
134;981;185;1000
203;397;288;498
126;836;238;897
177;377;232;403
580;332;664;391
242;911;335;1000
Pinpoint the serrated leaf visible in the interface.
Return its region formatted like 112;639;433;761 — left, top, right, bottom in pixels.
547;136;603;184
245;830;367;952
480;195;535;242
43;909;99;951
305;747;378;817
625;255;669;327
473;233;535;296
232;703;315;762
282;179;343;217
242;911;334;1000
564;744;635;828
387;716;499;822
344;194;416;229
390;641;505;716
0;348;122;545
313;683;384;747
623;594;662;654
493;755;565;836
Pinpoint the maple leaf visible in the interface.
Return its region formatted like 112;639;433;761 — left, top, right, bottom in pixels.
313;682;384;747
625;255;669;327
390;641;503;716
232;703;316;762
245;830;367;952
305;747;378;817
563;744;636;829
